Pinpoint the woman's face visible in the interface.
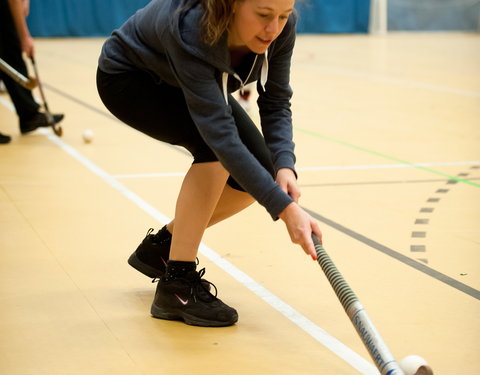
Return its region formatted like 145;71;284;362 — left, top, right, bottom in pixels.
228;0;295;54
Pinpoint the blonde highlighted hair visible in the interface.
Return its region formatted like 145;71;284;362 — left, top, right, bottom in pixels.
200;0;236;45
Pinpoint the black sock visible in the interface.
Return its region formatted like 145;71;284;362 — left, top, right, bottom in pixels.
164;260;196;281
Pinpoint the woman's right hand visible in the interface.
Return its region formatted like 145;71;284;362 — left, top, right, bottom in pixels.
278;202;322;260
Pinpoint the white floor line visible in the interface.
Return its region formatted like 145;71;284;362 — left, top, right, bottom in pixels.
113;172;187;179
297;161;480;171
36;128;377;375
298;63;480;98
112;161;480;180
0;96;15;111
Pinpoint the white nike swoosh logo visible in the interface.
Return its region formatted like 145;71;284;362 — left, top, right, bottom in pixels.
175;294;189;305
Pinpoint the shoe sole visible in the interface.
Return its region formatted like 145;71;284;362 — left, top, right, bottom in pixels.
127;252;163;278
151;303;238;327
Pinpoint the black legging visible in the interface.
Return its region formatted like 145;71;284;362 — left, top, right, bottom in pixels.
0;0;40;120
96;68;275;191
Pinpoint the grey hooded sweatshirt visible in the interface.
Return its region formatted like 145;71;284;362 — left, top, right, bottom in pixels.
98;0;297;219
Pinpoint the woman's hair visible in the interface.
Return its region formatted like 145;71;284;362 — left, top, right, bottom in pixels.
200;0;236;45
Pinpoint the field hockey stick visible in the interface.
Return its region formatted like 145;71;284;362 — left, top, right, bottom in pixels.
0;57;37;90
30;57;62;136
311;234;433;375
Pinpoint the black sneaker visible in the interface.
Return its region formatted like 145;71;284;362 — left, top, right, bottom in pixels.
20;112;64;134
0;132;11;144
128;227;205;282
151;268;238;327
128;227;171;278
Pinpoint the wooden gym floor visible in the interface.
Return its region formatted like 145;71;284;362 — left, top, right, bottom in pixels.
0;33;479;374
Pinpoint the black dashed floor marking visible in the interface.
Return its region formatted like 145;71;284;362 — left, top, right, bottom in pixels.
415;218;429;224
410;245;426;252
409;164;480;264
420;207;434;213
412;231;427;238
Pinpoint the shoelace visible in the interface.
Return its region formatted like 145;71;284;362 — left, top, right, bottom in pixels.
147;227;171;246
188;268;218;303
152;268;217;302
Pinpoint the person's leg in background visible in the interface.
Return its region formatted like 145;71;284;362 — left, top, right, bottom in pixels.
0;0;63;138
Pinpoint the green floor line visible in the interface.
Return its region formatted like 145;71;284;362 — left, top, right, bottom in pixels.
297;127;480;188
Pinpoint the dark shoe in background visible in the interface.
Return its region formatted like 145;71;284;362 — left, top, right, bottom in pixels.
0;132;11;144
20;112;64;134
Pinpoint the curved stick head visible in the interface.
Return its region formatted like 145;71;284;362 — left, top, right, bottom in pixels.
26;78;38;90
